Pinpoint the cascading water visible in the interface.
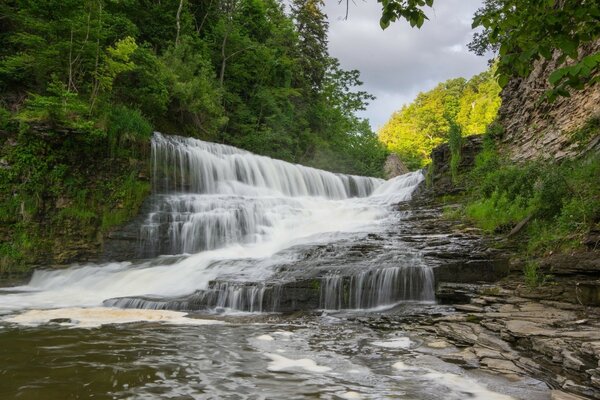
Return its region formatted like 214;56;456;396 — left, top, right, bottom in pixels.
140;133;383;256
0;132;431;313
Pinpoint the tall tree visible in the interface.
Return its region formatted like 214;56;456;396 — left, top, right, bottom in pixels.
290;0;329;93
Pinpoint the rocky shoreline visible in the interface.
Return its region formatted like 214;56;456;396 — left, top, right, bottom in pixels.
382;280;600;399
383;138;600;399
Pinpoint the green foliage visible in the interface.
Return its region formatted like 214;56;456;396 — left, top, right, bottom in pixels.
377;1;599;99
448;121;462;183
0;0;389;275
17;78;93;130
470;1;600;100
0;0;384;177
378;0;433;30
523;261;545;288
379;67;500;169
0;106;10;130
462;131;599;255
0;127;150;276
100;172;150;233
97;36;138;94
568;117;600;151
104;105;153;156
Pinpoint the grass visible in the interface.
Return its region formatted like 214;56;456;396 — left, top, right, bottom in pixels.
438;119;599;286
523;261;542;288
459;128;599;255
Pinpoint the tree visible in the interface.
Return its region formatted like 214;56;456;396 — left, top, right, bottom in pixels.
290;0;329;93
469;0;600;100
379;68;500;169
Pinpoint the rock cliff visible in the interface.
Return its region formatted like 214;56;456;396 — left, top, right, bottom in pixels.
499;40;600;161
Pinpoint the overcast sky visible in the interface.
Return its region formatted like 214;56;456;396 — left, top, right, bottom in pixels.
322;0;490;130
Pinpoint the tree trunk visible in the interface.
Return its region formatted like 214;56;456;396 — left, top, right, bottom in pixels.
175;0;184;47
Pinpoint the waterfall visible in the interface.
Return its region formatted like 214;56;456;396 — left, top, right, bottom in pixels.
0;132;432;314
141;133;385;256
151;132;382;198
320;267;435;310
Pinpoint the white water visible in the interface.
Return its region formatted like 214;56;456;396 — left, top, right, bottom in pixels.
0;133;424;314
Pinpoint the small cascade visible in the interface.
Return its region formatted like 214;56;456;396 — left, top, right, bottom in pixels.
138;194;304;256
104;281;281;313
320;266;435;310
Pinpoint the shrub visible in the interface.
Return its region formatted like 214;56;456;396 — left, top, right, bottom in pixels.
105;105;153;156
448;121;462;183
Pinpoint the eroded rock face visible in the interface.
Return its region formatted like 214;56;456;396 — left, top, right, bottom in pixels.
427;135;483;195
499;39;600;162
383;153;409;179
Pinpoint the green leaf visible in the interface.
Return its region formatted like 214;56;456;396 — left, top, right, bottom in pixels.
558;39;578;58
548;69;565;85
498;74;509;88
380;18;390;30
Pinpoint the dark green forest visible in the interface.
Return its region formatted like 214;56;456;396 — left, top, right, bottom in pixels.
0;0;387;176
0;0;389;273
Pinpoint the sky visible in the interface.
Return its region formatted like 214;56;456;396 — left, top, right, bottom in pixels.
322;0;491;130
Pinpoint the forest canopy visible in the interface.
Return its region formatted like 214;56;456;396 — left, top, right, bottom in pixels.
378;68;501;170
0;0;387;177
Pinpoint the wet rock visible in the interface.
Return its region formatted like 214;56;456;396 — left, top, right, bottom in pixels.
440;348;479;368
539;252;600;276
453;304;485;313
383;153;409;179
435;322;480;345
434;258;510;284
478;332;513;352
551;390;590;400
49;318;72;324
577;281;600;307
480;357;525;375
504;320;560;338
562;350;587;372
427;340;449;349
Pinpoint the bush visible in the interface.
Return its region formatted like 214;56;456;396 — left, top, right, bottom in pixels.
463;132;599;254
105;105;153;156
448;121;462;183
17;79;94;131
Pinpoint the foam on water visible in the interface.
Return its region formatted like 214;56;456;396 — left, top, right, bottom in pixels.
392;361;515;400
423;371;515;400
265;353;332;373
2;307;226;328
372;337;412;349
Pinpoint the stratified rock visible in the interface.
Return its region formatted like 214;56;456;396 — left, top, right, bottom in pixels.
480;357;525;375
551;390;590;400
426;340;449;349
383;153;409;179
440;348;479;368
499;39;600;162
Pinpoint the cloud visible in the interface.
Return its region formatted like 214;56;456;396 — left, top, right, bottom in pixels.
323;0;491;130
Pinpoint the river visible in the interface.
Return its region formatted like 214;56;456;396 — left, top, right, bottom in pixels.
0;133;549;399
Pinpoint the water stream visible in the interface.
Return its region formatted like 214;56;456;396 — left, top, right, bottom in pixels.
0;133;548;399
